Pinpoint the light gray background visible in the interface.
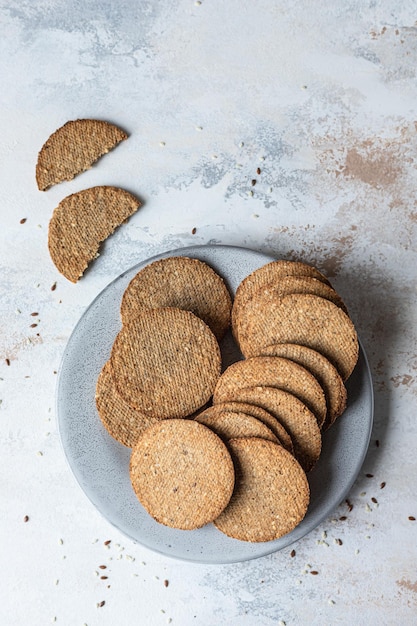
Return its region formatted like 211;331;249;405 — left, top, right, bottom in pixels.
1;1;416;624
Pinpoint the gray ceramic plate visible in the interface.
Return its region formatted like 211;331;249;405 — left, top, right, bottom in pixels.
57;244;374;563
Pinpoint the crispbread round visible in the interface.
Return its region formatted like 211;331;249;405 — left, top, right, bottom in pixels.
120;256;232;340
194;407;279;443
48;186;141;283
209;401;294;453
110;308;221;419
233;275;348;344
95;361;159;447
238;294;359;381
36;119;127;191
232;260;331;342
213;356;327;429
260;343;347;429
214;437;310;542
129;419;235;530
227;386;322;472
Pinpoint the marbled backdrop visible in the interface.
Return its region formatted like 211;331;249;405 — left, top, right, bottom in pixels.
1;1;416;624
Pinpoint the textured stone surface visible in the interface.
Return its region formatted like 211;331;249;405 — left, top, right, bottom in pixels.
1;1;417;624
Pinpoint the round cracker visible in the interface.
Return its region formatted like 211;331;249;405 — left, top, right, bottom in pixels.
238;294;359;381
228;386;322;472
95;361;160;447
120;256;232;340
233;275;348;344
232;260;331;342
214;437;310;542
110;308;221;418
210;401;294;453
260;343;347;429
213;356;327;429
48;186;141;283
130;419;235;530
36;119;127;191
195;407;279;443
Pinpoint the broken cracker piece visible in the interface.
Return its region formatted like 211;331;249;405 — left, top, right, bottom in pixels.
48;186;141;282
36;119;127;191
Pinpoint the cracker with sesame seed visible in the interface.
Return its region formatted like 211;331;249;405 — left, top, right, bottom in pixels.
259;343;347;430
120;256;232;340
237;293;358;381
232;260;331;343
213;356;327;429
129;419;235;530
233;275;348;346
194;406;279;443
110;307;221;419
225;386;322;472
48;186;141;283
206;401;294;453
36;119;127;191
214;437;310;542
95;361;160;448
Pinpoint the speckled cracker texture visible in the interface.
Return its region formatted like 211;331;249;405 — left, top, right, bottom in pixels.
237;293;359;381
129;420;235;530
213;355;327;428
195;407;279;443
36;119;127;190
233;275;348;344
48;186;141;282
214;437;310;542
120;256;232;340
260;343;347;430
110;307;221;419
227;386;322;472
232;260;331;342
208;401;294;453
95;361;159;448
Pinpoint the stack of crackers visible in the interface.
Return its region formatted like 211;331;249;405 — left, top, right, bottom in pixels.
95;256;359;543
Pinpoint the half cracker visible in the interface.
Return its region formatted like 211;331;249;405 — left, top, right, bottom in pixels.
48;186;141;282
36;119;127;190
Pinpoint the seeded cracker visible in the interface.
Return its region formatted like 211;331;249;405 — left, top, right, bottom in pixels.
213;356;327;428
120;256;232;340
207;401;294;453
238;293;359;381
95;361;159;447
260;343;347;429
129;420;235;530
110;308;221;419
36;119;127;190
195;407;279;443
232;260;331;342
214;438;309;542
233;275;348;346
226;386;322;472
48;186;141;283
